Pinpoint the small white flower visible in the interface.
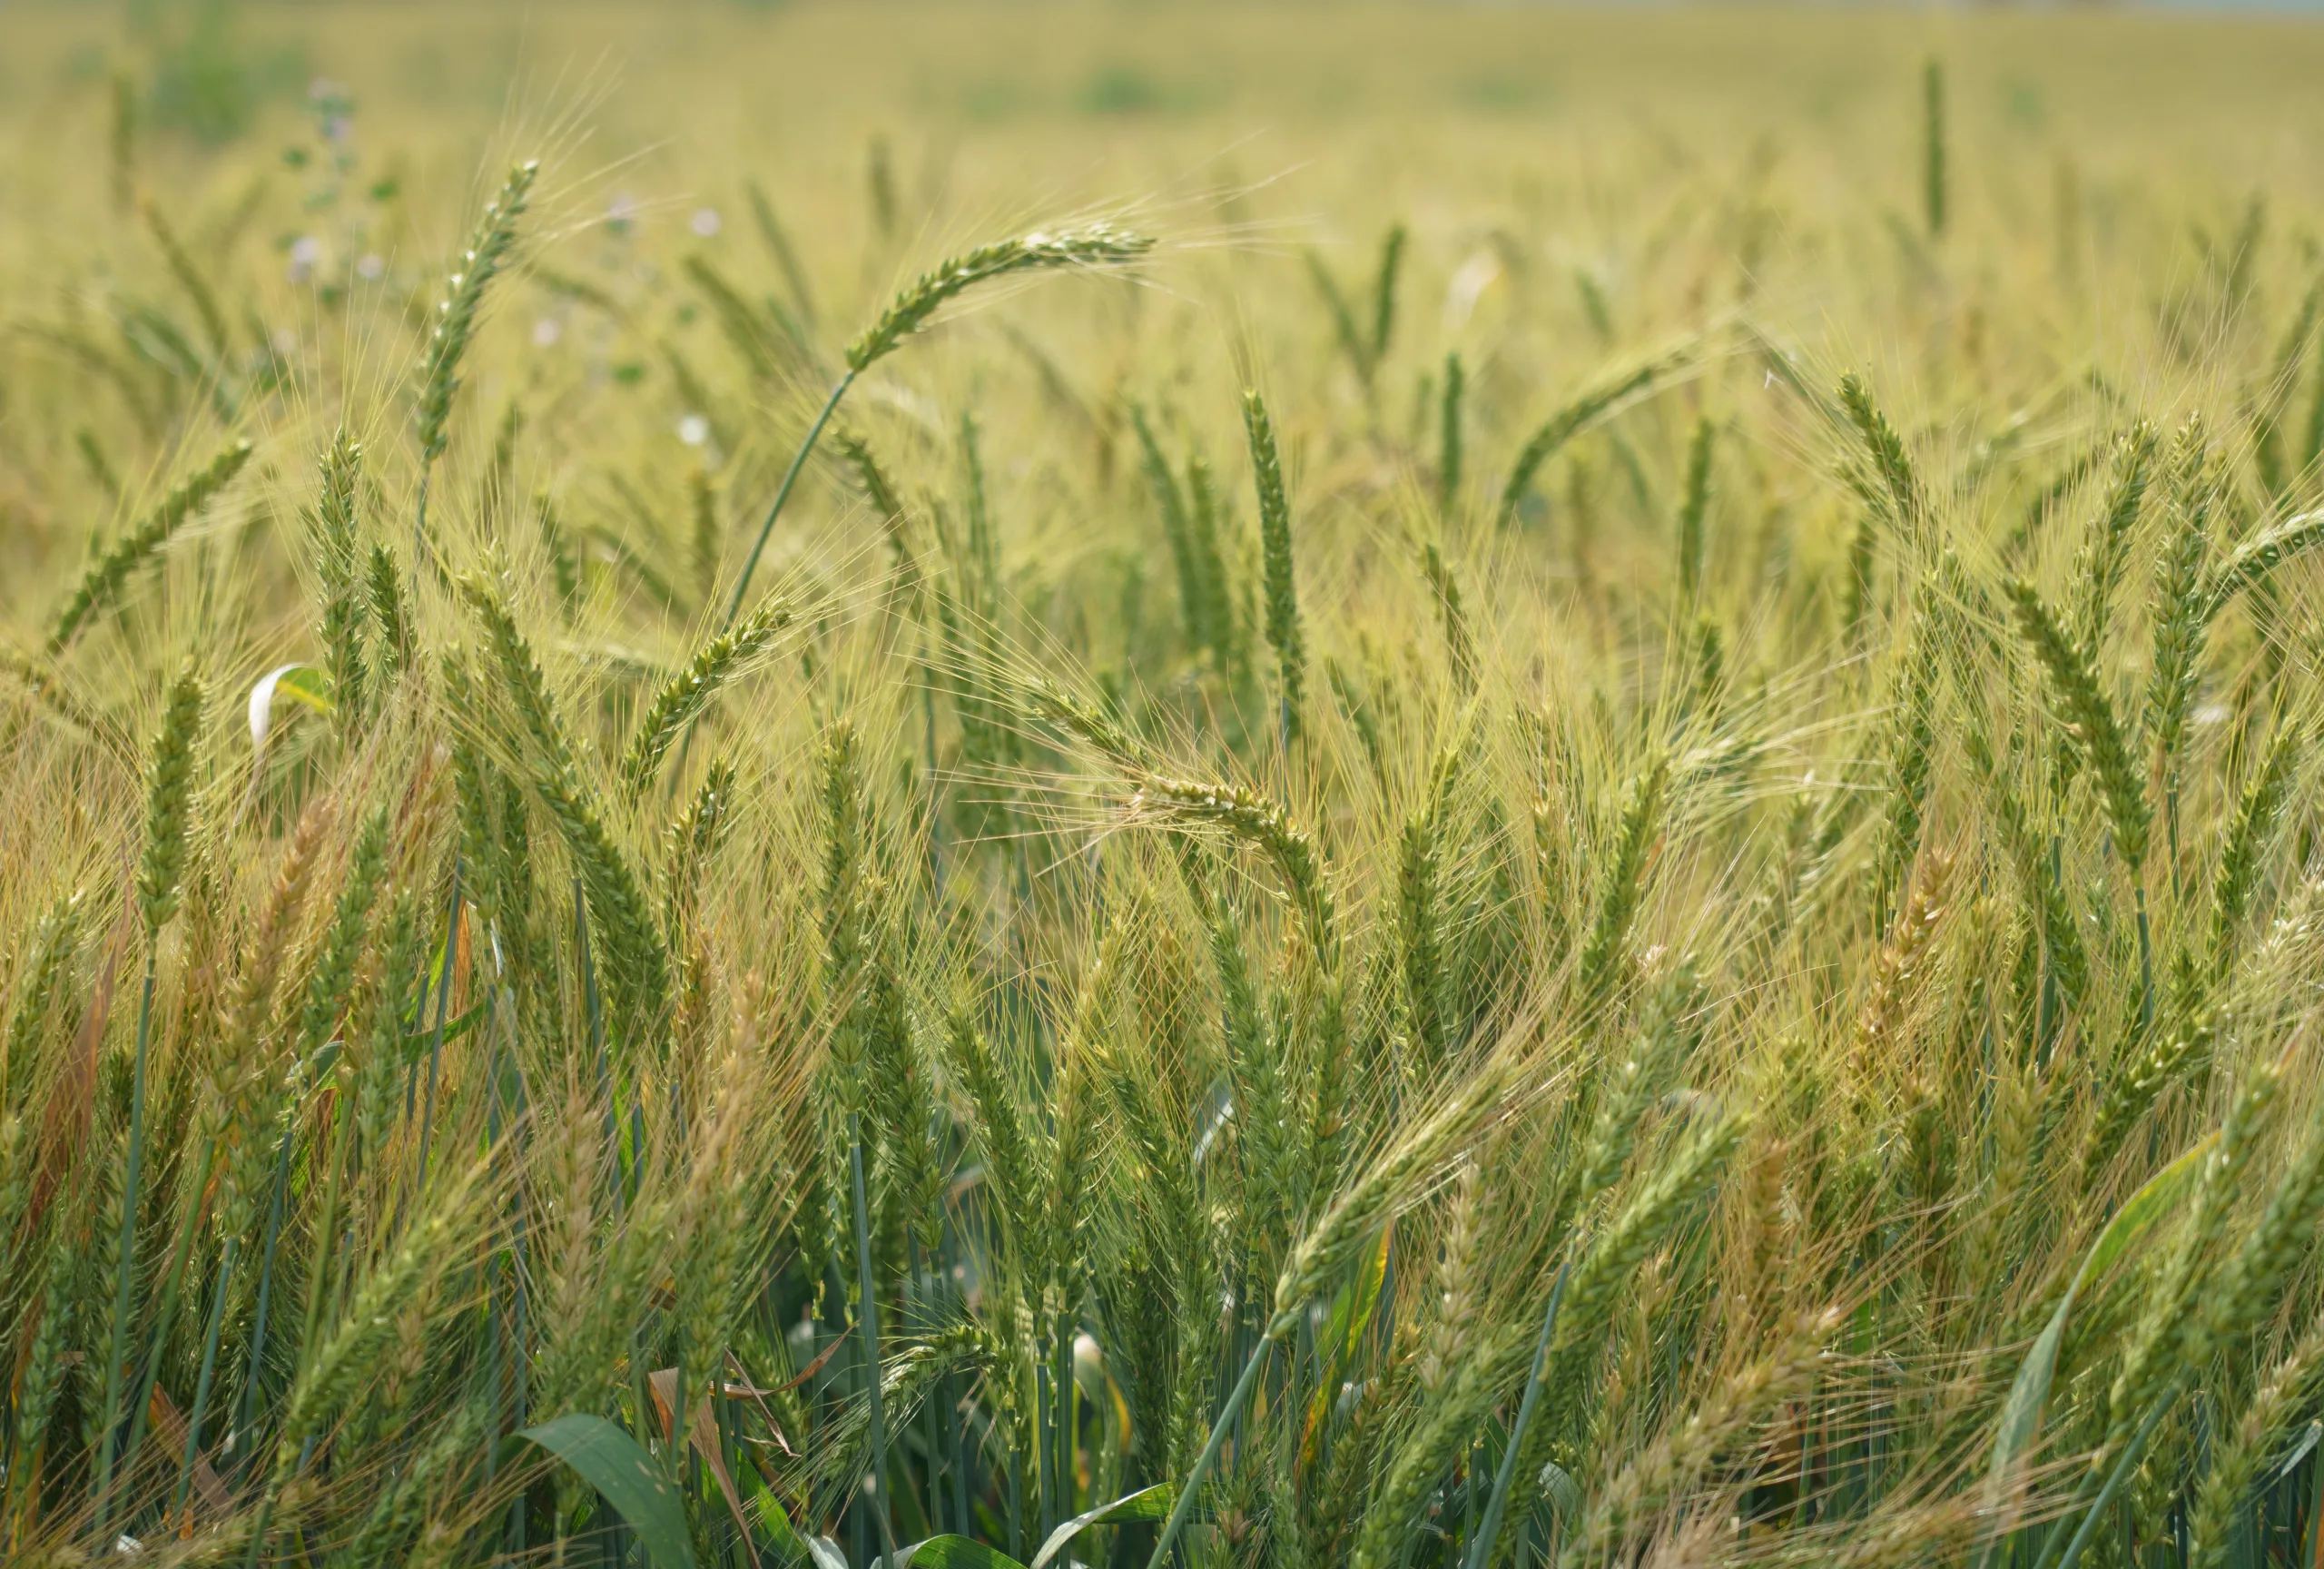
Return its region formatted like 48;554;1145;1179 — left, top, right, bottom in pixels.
606;192;640;232
691;207;722;238
271;330;298;357
356;252;385;281
677;414;711;448
2195;703;2231;728
533;318;563;348
287;235;322;282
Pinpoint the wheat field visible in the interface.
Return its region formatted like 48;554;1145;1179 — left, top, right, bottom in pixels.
5;5;2324;1568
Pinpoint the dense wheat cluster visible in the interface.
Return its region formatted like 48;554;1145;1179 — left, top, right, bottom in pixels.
5;5;2324;1568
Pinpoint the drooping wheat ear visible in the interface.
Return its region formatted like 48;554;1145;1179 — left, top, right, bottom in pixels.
1677;414;1715;599
1854;847;1955;1066
2144;424;2219;784
724;223;1151;631
1497;344;1693;530
1028;673;1149;773
1839;373;1925;545
313;429;368;728
139;193;229;355
619;597;790;802
413;161;538;474
1923;58;1946;237
832;427;920;587
1373;222;1407;364
2201;507;2324;627
1439;350;1465;511
1578;751;1670;1009
50;439;252;652
1243;389;1306;739
2004;577;2149;869
848;222;1150;371
138;662;205;933
1132;773;1335;961
2072;420;2158;657
460;574;669;1036
359;541;409;701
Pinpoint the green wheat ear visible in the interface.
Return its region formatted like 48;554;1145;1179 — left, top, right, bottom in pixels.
1497;343;1693;530
412;159;539;555
312;429;368;729
1676;414;1715;600
2004;576;2149;870
722;221;1153;630
846;222;1152;373
1923;57;1946;239
50;439;253;653
1243;388;1305;741
619;597;792;803
1438;350;1465;513
1839;372;1925;545
136;662;204;933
